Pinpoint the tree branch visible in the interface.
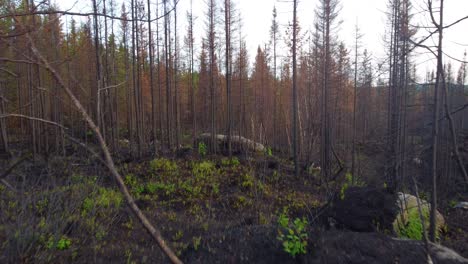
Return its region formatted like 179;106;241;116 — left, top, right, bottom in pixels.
0;114;68;130
0;1;180;23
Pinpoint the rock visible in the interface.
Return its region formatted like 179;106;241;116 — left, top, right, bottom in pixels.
182;225;468;264
198;133;265;153
329;188;446;238
454;202;468;210
394;192;445;237
119;139;130;147
329;187;398;232
314;231;468;264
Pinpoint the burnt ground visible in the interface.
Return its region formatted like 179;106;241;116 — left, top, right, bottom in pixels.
0;143;467;263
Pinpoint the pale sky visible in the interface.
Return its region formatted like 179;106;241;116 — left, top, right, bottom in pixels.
57;0;468;82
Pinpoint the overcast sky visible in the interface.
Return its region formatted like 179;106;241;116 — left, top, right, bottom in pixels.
58;0;468;82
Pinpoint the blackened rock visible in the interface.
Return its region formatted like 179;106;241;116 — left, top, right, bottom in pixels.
330;187;398;232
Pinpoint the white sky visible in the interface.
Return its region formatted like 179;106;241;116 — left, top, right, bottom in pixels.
57;0;468;82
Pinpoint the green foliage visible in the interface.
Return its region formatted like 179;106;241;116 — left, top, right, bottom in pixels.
146;182;158;194
124;174;138;189
192;161;215;181
82;187;123;216
180;180;202;198
153;182;176;196
192;236;202;251
395;207;428;240
265;147;273;157
449;200;457;208
173;230;184;241
56;237;71;250
241;173;255;189
150;158;178;174
96;188;123;208
277;210;308;257
221;157;240;167
234;195;252;208
283;192;306;211
47;236;71;250
340;172;365;200
393;206;441;241
198;142;207;157
176;161;220;199
270;170;281;183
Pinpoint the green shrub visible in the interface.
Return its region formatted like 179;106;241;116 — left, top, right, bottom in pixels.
153;182;176;196
394;207;429;240
180;180;202;198
146;182;158;194
265;147;273;157
47;236;71;250
277;210;308;257
241;173;255;189
192;236;201;251
192;161;215;181
81;187;123;216
198;142;207;157
150;158;178;174
124;174;138;189
221;157;240;167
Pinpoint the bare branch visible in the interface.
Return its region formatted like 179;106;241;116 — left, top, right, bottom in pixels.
0;114;68;130
0;0;180;24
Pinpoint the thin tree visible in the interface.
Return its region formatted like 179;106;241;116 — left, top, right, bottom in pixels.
428;0;443;242
292;0;298;176
351;22;362;183
92;0;102;129
148;0;157;154
173;0;180;149
224;0;233;157
316;0;340;182
163;0;172;149
270;6;279;149
207;0;217;153
186;0;196;148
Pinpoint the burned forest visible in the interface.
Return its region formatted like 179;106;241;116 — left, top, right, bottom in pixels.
0;0;467;263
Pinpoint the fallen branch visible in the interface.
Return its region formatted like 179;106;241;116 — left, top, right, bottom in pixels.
0;114;68;130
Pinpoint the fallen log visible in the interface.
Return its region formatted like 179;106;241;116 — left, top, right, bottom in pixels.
198;133;265;153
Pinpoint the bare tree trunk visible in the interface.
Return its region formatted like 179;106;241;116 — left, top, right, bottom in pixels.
225;0;232;157
351;24;360;183
208;0;217;153
164;0;172;150
156;1;163;151
173;0;180;149
188;0;196;148
429;0;443;243
292;0;298;176
92;0;102;133
148;0;157;154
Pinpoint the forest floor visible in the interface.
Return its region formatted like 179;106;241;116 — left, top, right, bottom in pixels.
0;140;467;263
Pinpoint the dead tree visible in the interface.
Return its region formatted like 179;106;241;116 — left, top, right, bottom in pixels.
292;0;298;176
